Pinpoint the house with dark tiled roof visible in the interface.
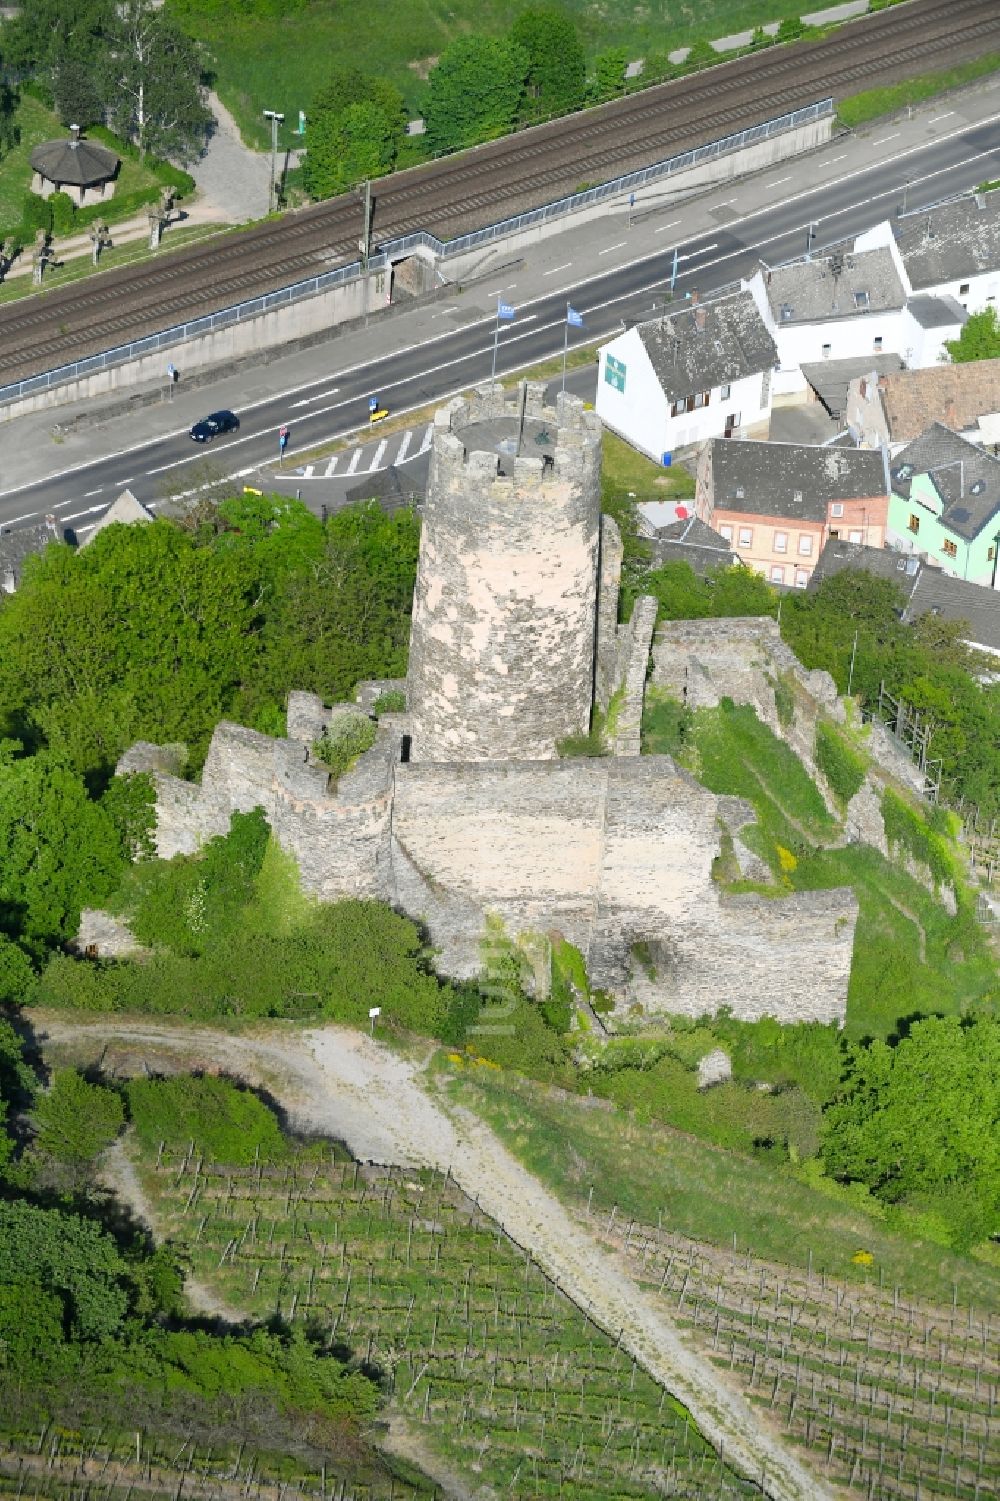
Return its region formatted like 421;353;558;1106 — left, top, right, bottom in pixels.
888;188;1000;317
693;438;889;588
886;424;1000;586
596;290;777;461
810;538;1000;656
635;504;740;574
0;515;70;592
845;359;1000;451
743;245;965;403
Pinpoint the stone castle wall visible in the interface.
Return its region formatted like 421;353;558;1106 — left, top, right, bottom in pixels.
406;384;603;763
125;714;856;1026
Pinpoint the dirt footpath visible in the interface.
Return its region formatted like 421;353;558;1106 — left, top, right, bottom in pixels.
35;1014;832;1501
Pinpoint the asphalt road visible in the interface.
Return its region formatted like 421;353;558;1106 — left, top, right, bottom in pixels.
4;114;999;531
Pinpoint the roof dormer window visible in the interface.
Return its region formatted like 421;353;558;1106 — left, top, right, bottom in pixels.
854;291;870;309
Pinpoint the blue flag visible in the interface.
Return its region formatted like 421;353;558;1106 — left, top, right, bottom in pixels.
567;306;584;327
497;301;516;322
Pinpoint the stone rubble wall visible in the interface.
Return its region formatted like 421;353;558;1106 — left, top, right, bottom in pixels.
611;596;658;757
594;515;624;712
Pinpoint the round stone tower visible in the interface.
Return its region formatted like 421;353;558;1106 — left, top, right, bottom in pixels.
406;382;603;763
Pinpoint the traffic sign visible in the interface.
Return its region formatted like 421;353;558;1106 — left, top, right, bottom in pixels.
368;396;378;412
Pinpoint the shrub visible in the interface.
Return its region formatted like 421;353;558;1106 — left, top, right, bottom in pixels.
314;714;377;778
48;191;76;236
815;721;866;807
20;192;51;237
371;688;405;716
126;1075;290;1165
772;673;795;728
881;789;953;886
31;1070;125;1166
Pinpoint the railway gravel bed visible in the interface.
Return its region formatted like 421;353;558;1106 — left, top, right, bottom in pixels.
0;0;996;387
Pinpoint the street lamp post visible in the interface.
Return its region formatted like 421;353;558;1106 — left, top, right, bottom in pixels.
991;528;1000;590
263;109;284;214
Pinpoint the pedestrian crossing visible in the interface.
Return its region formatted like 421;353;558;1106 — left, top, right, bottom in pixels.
294;423;433;482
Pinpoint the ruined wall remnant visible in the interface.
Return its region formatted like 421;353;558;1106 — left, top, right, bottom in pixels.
406;383;603;763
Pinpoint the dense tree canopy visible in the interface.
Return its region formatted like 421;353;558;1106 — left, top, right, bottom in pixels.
511;8;587;121
821;1017;1000;1247
423;36;528;156
302;69;407;200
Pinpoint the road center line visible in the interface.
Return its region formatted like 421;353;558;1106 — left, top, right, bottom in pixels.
543;263;572;276
599;241;626;255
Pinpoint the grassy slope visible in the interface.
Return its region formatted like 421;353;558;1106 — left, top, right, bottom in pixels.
642;693;997;1041
169;0;825;147
447;1065;1000;1312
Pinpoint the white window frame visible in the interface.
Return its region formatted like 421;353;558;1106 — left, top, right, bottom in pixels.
719;524;733;542
848;529;863;544
770;565;785;584
830;502;844;518
797;534;814;556
795;569;809;588
738;526;753;547
774;531;788;553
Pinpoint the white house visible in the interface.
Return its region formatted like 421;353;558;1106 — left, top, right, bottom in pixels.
856;188;1000;318
742;246;965;401
596;291;777;461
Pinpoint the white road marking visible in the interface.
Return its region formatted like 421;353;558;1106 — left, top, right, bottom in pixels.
345;448;362;476
83;488;103;497
931;112;955;122
369;439;387;471
769;177;791;188
599;241;627;255
323;455;339;477
419;423;434;452
62;504;106;522
543;263;572;276
827;154;847;164
395;429;412;463
302;464;315;477
654;220;681;234
292;387;339;408
115;478;134;485
678;242;719;261
873;133;900;145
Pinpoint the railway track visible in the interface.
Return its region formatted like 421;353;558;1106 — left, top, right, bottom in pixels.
0;0;996;388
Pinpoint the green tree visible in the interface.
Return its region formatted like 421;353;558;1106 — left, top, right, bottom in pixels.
821;1017;1000;1247
590;48;628;102
944;305;1000;363
0;1198;130;1339
0;752;125;950
510;8;586;121
310;67;407;138
303;99;398;199
31;1069;125;1167
423;36;528;156
103;0;212;161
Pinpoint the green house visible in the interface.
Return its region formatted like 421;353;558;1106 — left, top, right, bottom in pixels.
887;422;1000;588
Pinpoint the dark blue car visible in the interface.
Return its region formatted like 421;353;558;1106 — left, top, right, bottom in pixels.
190;410;240;442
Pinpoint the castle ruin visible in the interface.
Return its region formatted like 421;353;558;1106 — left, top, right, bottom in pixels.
122;383;859;1025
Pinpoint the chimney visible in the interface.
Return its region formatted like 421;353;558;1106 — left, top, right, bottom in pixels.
69;124;80;147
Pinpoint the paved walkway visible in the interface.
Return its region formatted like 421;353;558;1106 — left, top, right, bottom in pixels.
190;89;271;223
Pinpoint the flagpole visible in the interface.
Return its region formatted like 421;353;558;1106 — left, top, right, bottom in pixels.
492;300;500;382
562;305;569;394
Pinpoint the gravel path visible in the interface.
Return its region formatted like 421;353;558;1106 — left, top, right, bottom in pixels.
36;1014;833;1501
192;90;272;224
